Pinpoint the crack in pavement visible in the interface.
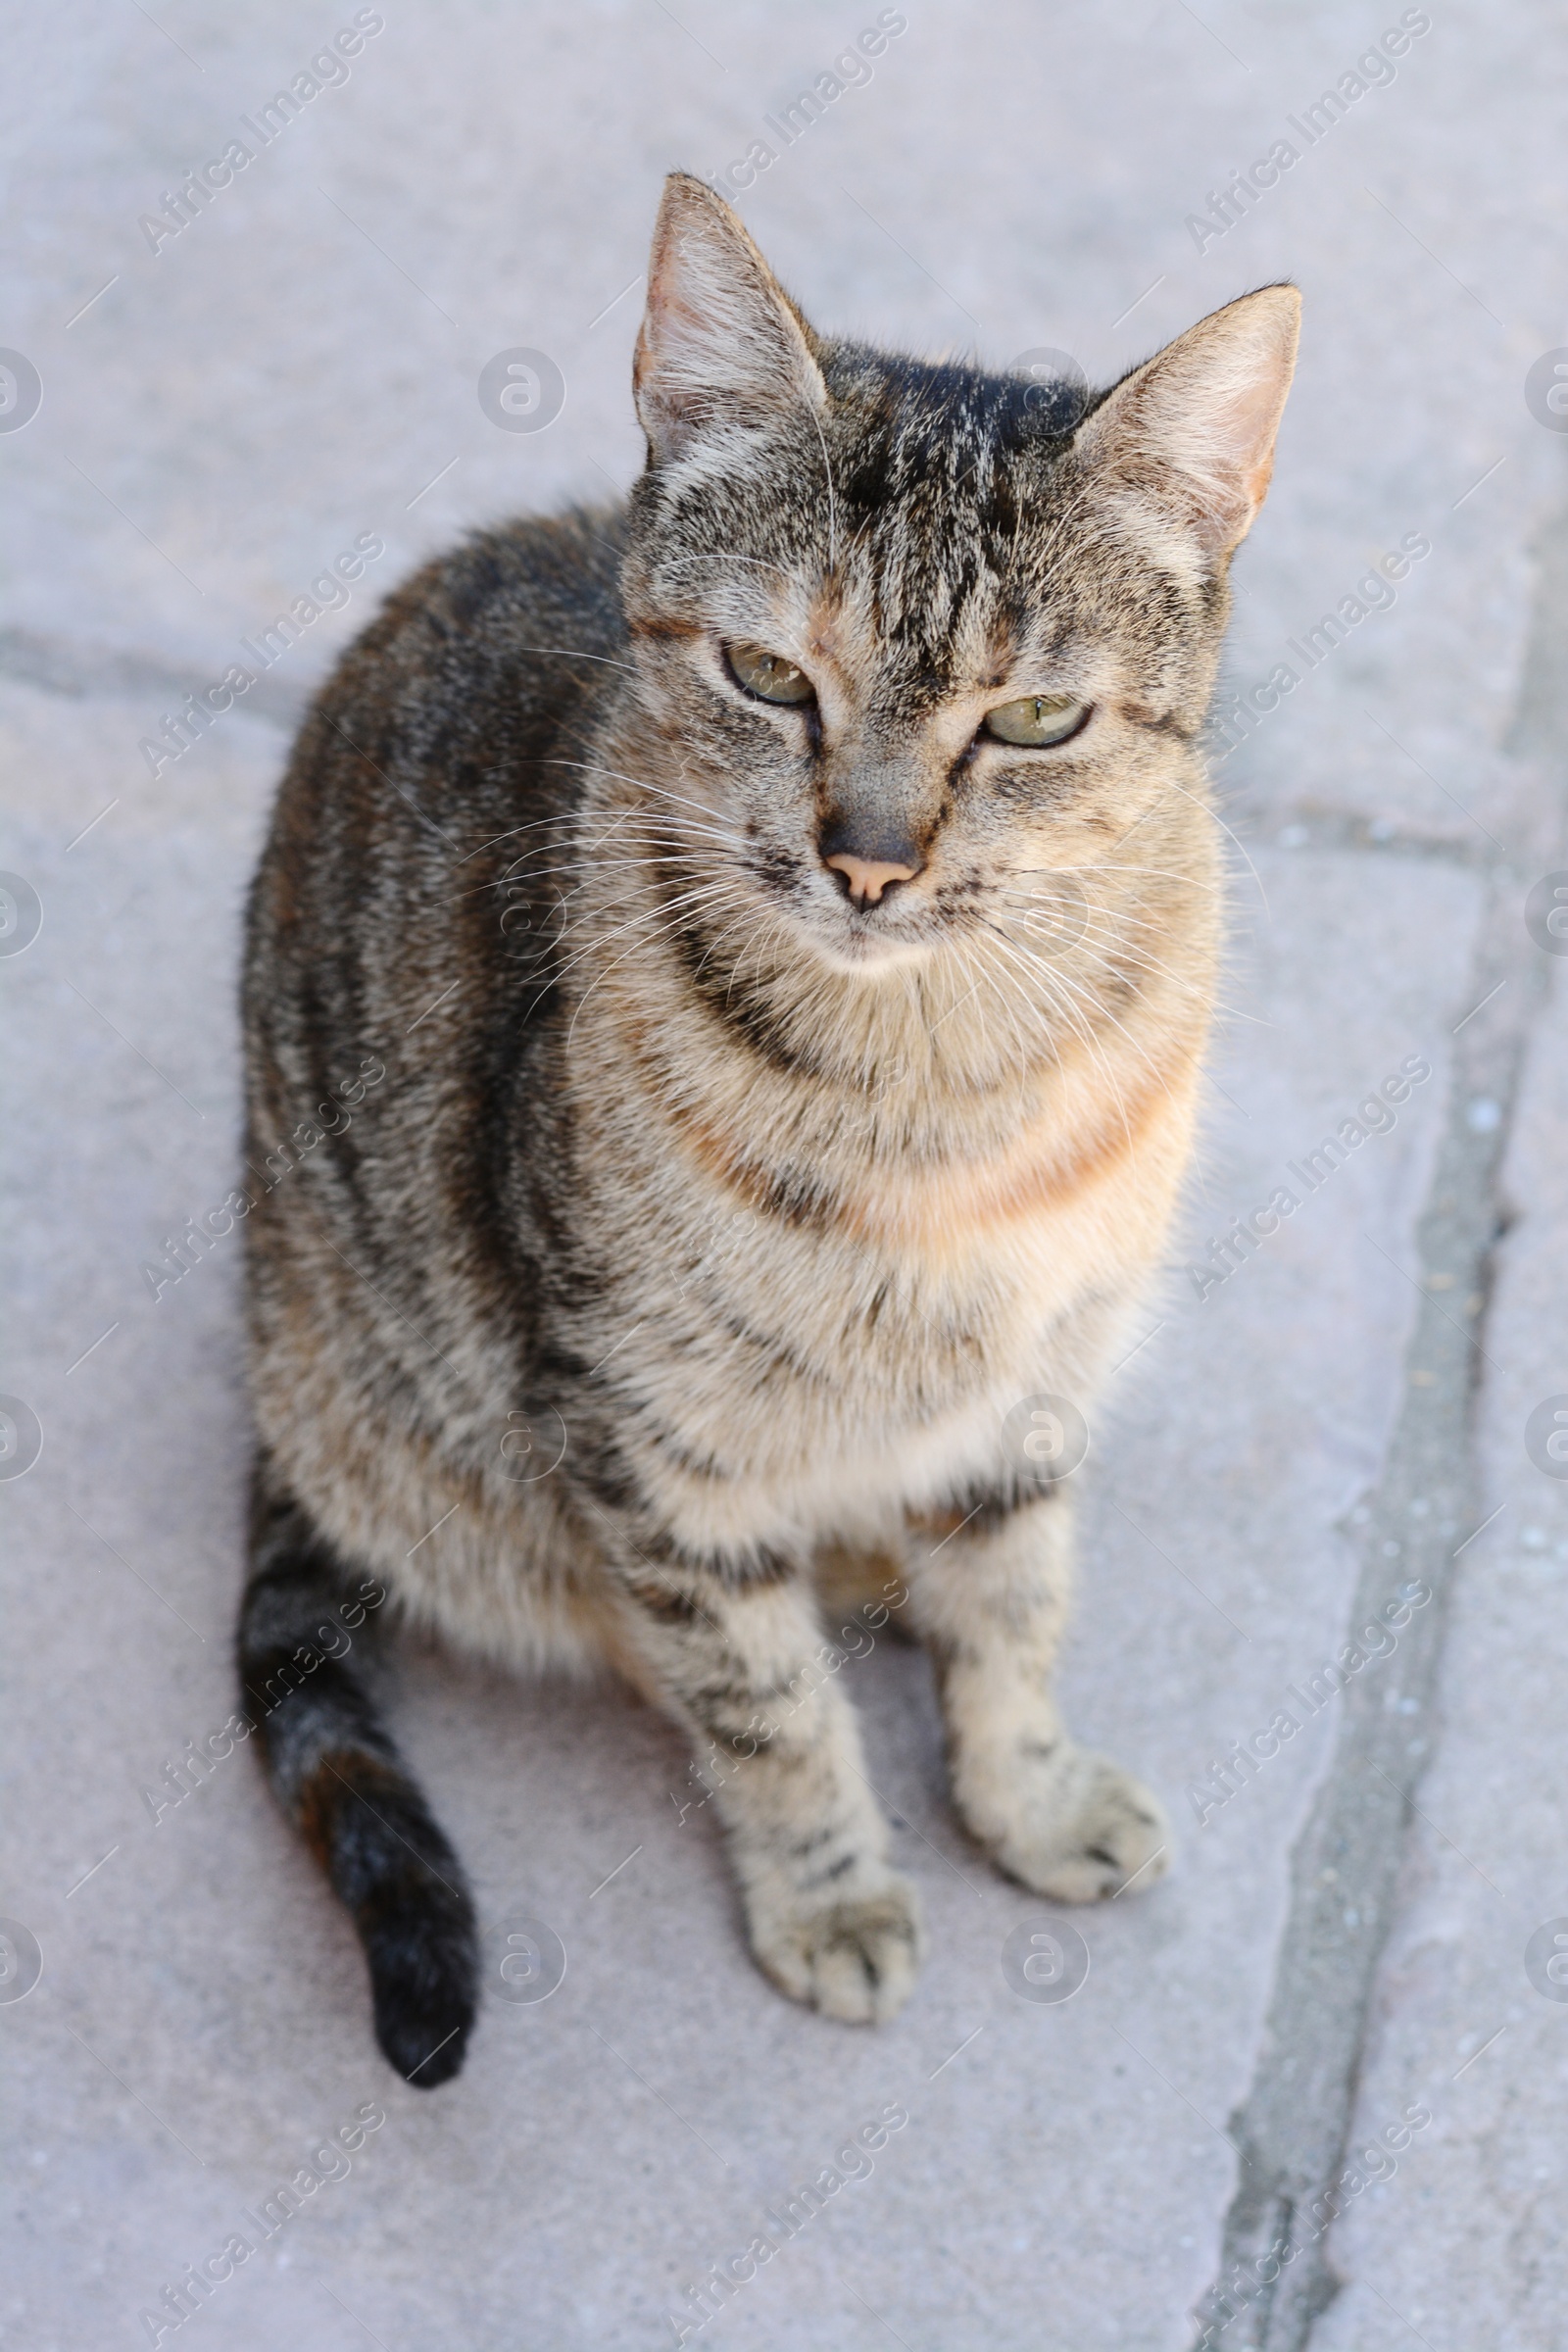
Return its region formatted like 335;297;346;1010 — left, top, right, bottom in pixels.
1191;470;1568;2350
0;624;307;726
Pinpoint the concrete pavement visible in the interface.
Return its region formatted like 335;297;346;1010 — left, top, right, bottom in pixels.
4;5;1566;2346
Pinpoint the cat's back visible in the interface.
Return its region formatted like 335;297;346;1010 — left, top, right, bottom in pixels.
340;499;626;742
251;501;625;941
242;500;632;1411
245;501;626;1090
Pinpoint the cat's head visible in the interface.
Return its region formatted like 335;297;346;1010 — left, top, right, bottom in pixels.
617;173;1297;980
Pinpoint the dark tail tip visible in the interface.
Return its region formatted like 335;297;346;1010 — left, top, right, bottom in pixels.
300;1751;479;2088
362;1874;478;2087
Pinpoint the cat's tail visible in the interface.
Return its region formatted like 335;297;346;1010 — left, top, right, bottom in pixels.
237;1466;478;2088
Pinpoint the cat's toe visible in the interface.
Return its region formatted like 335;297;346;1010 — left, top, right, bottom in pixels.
989;1749;1170;1905
750;1879;924;2024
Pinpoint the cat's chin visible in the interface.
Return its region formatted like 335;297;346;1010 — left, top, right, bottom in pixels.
795;922;935;979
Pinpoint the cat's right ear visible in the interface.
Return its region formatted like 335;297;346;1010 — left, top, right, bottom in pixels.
633;172;829;468
1072;285;1300;562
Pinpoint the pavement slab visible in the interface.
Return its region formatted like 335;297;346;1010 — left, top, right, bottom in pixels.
1303;959;1568;2352
3;6;1566;2349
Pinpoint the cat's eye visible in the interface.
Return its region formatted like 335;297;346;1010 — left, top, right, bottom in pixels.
983;694;1090;748
725;641;815;706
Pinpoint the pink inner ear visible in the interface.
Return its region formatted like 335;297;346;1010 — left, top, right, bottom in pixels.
1201;370;1290;536
1242;446;1277;514
634;177;828;465
1081;289;1298;558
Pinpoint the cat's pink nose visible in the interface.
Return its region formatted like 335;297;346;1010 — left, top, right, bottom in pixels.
824;852;920;907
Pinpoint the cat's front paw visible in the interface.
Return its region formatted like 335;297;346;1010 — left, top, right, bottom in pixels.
971;1746;1170;1904
747;1878;924;2024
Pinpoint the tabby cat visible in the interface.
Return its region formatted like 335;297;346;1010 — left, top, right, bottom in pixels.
238;173;1298;2084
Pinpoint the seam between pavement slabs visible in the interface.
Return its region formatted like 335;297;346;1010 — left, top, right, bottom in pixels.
0;629;1518;882
0;626;308;727
1190;470;1568;2352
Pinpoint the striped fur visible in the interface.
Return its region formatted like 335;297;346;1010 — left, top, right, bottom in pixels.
239;174;1298;2078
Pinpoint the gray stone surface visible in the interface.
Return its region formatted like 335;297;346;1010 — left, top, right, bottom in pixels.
2;7;1565;2349
1304;956;1568;2352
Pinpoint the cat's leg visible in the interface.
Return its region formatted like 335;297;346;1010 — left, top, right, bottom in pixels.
606;1543;922;2022
237;1458;478;2085
906;1486;1170;1901
811;1537;914;1640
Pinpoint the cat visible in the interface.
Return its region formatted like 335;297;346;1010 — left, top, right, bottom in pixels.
238;171;1298;2086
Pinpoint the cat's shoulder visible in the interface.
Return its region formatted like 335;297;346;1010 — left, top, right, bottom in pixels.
333;501;630;721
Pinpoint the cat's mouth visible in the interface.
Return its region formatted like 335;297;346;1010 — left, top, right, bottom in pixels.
731;843;952;973
791;889;941;976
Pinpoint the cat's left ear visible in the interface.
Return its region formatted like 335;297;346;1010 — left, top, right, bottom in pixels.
1073;286;1300;560
634;172;828;467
